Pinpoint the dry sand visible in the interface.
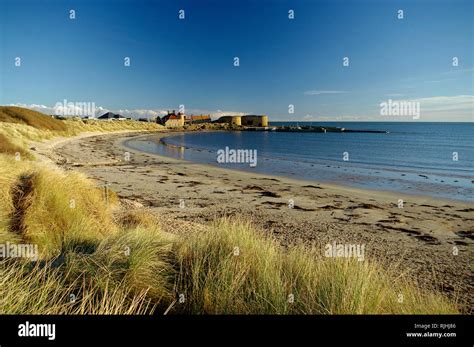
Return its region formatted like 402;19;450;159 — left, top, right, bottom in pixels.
34;130;473;312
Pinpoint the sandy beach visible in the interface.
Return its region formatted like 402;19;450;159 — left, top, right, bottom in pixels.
35;130;474;312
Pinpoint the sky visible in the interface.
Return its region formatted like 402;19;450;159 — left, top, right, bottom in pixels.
0;0;473;121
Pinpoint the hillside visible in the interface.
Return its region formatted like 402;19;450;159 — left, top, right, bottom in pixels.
0;106;67;131
0;106;162;158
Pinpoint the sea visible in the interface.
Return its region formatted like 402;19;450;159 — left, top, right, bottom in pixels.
124;122;474;202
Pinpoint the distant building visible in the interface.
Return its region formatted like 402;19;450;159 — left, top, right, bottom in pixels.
214;115;269;127
51;115;67;120
185;114;212;124
98;112;127;121
160;110;185;127
215;115;242;126
241;115;268;127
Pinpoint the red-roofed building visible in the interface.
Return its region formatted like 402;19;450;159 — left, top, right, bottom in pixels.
160;110;185;127
185;114;212;124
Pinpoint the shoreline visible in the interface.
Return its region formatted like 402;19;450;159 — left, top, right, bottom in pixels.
122;131;474;205
43;130;473;312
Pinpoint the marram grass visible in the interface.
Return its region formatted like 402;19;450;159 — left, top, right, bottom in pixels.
174;218;457;314
0;106;162;159
0;154;459;314
0;259;155;314
0;107;459;315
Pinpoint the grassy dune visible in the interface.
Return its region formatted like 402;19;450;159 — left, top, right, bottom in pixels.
0;106;459;314
0;133;31;159
0;106;68;131
175;219;456;314
0;106;162;158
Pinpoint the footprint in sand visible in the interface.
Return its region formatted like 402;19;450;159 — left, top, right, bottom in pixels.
455;230;474;240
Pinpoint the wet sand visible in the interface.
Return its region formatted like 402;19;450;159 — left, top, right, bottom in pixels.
36;131;474;312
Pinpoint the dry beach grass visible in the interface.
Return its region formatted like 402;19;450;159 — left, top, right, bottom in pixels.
0;106;468;314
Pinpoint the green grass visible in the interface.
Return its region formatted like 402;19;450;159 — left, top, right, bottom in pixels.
174;218;456;314
0;155;458;314
0;259;155;314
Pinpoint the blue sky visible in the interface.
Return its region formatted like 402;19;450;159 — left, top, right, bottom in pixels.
1;0;473;121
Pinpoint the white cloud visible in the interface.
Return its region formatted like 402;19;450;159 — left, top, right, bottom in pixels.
302;95;473;122
191;109;247;119
304;90;346;96
404;95;473;121
9;103;53;112
409;95;473;113
423;78;456;84
441;67;474;75
5;103;247;120
379;95;473;113
114;109;168;118
301;114;380;122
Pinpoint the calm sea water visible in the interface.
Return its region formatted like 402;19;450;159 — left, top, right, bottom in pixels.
125;122;474;202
